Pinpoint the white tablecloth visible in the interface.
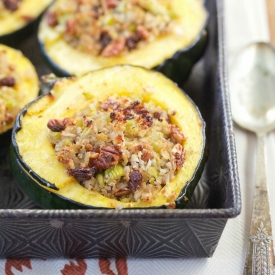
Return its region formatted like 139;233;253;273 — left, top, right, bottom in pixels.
1;0;273;274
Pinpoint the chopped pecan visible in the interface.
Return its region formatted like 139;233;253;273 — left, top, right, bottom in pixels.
170;125;185;143
129;169;143;191
101;98;120;111
63;118;75;127
122;109;134;120
110;112;116;121
69;167;96;182
136;25;149;40
134;144;143;153
101;37;126;57
46;11;58;27
153;112;161;121
66;19;76;36
172;144;185;170
141;150;154;161
47;119;65;132
21;15;33;22
92;5;102;19
110;108;135;122
85;143;93;151
114;188;132;197
105;0;120;9
114;134;124;145
0;77;15;87
4;113;13;124
83;117;93;127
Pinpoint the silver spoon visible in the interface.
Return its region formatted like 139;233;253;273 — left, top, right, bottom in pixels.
230;42;275;275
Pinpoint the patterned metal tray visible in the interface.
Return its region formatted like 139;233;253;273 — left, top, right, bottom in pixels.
0;0;241;258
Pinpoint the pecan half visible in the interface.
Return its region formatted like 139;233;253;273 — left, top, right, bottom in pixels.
47;119;65;132
0;77;15;87
3;0;20;11
89;145;121;170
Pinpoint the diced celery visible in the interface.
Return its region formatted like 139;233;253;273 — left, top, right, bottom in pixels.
50;132;61;141
152;140;163;153
6;99;18;109
137;0;169;16
62;138;71;146
125;119;138;136
104;164;125;180
129;24;136;32
151;130;164;141
83;91;94;99
103;14;116;25
75;119;84;127
96;174;105;188
147;167;158;179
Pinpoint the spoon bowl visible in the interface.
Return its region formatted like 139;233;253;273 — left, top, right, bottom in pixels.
229;41;275;274
230;42;275;133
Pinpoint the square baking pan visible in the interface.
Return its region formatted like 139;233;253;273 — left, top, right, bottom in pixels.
0;0;241;258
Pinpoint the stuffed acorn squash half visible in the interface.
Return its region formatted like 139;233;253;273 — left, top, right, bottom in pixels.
9;65;206;209
0;0;52;46
0;44;39;157
38;0;208;85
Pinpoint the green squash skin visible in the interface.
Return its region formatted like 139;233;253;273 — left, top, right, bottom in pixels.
38;23;209;85
9;143;208;209
0;18;39;47
0;130;12;159
9;79;208;210
8;146;87;209
154;28;208;86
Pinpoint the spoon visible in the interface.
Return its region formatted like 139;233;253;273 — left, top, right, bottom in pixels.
230;42;275;275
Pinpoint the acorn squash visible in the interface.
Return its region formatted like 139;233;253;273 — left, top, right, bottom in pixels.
38;0;208;85
0;0;52;46
0;44;39;157
9;65;206;209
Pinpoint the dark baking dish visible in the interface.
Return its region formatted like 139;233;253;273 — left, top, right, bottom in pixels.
0;0;241;258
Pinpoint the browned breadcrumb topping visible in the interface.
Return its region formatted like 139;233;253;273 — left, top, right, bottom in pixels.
46;0;175;57
0;50;20;131
0;0;22;12
47;95;186;203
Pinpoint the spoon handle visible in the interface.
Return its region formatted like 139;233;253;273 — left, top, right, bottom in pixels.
243;133;275;275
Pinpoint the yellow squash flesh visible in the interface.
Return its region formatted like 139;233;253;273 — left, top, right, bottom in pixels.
0;0;53;37
38;0;207;76
15;65;205;209
0;44;39;134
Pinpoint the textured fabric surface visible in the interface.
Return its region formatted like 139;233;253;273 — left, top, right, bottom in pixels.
0;0;272;274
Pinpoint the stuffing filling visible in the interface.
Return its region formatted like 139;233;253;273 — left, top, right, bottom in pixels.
46;0;176;57
0;49;20;132
0;0;22;13
47;95;186;203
